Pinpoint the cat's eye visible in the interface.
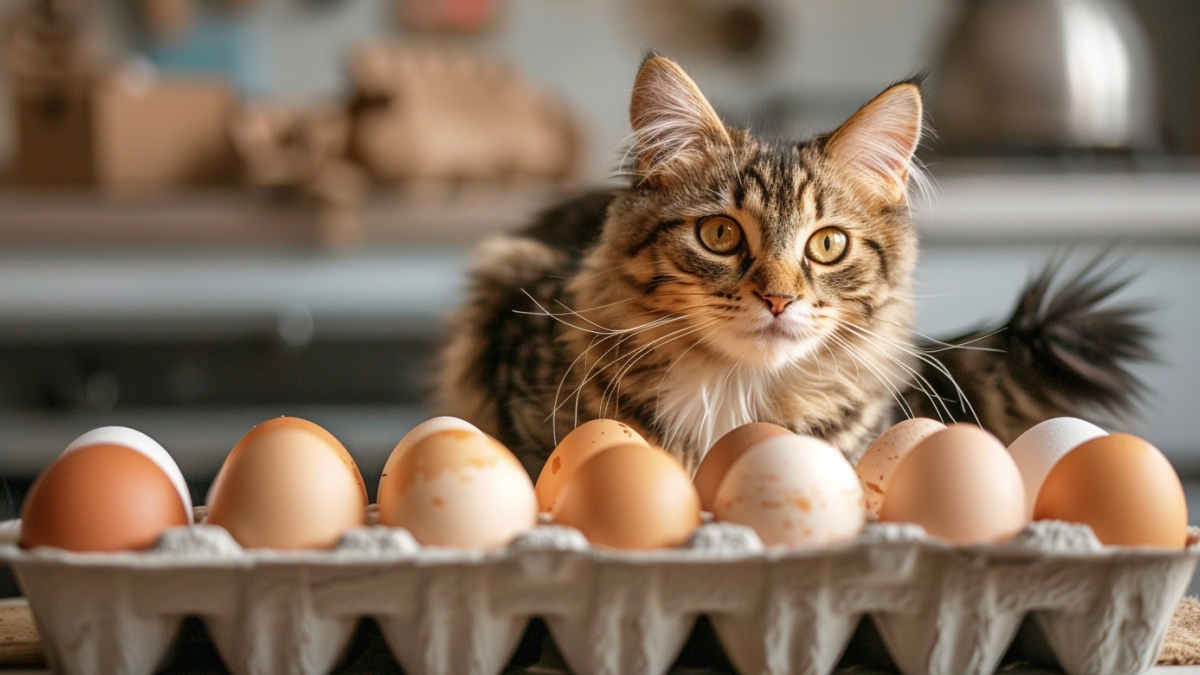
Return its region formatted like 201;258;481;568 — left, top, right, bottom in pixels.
805;227;849;264
696;216;744;254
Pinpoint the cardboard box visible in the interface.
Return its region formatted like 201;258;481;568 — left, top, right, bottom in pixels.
0;517;1196;675
11;73;238;194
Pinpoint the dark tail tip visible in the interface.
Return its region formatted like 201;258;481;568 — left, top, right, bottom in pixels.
1004;256;1154;416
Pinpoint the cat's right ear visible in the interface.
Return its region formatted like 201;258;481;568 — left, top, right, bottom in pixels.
628;55;731;186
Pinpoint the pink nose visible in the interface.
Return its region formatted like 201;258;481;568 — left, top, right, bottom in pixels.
755;291;795;317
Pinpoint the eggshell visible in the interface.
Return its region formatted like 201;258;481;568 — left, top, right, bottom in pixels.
693;422;793;512
1034;433;1187;548
854;418;946;518
21;444;190;552
379;430;537;549
880;424;1026;545
1006;417;1108;519
207;417;368;509
552;443;700;550
713;434;864;548
206;418;368;550
378;417;483;504
63;426;193;523
536;419;648;512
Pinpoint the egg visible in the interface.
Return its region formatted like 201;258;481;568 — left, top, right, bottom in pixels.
1005;417;1108;519
63;426;193;523
552;443;700;550
693;422;793;512
378;417;483;504
1034;433;1187;547
21;444;190;552
535;419;648;512
713;434;864;548
880;424;1026;545
206;417;368;550
854;418;946;518
379;430;537;549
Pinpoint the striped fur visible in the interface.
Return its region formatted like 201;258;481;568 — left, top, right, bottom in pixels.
436;56;1149;477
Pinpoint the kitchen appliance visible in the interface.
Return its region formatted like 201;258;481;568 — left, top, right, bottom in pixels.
930;0;1162;154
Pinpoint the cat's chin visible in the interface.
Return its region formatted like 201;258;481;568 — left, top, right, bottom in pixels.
711;330;823;370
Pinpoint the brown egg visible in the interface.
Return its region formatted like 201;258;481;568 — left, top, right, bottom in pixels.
880;424;1027;545
535;419;648;512
207;418;368;550
855;418;946;518
693;422;793;512
21;444;190;552
1034;433;1187;547
551;443;700;550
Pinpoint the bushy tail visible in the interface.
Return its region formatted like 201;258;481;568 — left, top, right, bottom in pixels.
904;258;1153;444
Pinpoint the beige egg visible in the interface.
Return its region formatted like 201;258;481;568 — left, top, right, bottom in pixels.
377;416;483;504
207;418;368;550
379;430;537;549
693;422;793;513
880;424;1026;545
552;443;700;550
535;419;648;512
1035;433;1187;547
714;434;865;548
855;418;946;517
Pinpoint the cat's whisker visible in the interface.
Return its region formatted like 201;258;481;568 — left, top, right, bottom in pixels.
869;315;1007;354
598;321;714;418
556;321;685;425
826;332;915;421
549;330;607;444
836;323;952;423
839;320;981;425
517;289;684;336
559;315;710;426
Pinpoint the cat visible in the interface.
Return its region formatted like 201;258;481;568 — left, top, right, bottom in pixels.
436;54;1150;479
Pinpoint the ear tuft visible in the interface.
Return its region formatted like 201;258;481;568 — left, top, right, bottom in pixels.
825;83;923;203
628;56;730;185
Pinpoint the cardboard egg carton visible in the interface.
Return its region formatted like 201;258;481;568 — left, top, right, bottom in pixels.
0;517;1195;675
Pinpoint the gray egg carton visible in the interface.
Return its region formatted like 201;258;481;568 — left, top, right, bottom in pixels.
0;517;1195;675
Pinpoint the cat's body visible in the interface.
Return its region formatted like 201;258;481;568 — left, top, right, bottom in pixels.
437;56;1148;478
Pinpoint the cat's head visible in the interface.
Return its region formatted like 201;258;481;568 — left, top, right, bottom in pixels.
587;55;924;369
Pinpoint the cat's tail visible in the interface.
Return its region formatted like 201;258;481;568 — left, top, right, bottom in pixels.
905;257;1153;443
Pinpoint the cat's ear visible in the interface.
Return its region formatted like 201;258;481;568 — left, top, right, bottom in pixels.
825;82;923;203
629;55;731;186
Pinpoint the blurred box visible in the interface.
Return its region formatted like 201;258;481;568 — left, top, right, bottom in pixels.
11;73;238;193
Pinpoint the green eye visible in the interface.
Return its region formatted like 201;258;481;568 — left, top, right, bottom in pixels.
806;227;848;264
696;216;743;254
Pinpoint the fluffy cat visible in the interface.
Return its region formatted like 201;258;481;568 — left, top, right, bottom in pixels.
437;55;1149;478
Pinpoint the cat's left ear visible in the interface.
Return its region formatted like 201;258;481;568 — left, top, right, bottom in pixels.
824;82;923;203
629;55;731;186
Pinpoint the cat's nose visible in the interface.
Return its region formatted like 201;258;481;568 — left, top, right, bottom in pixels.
754;291;795;316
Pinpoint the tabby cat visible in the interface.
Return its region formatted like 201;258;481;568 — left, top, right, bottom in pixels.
437;55;1149;479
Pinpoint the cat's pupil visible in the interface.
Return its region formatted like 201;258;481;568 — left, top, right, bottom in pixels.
823;235;831;251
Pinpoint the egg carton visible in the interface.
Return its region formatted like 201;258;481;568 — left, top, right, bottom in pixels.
0;517;1196;675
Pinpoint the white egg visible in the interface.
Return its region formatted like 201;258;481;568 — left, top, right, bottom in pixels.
713;434;864;548
1006;417;1108;518
63;426;193;523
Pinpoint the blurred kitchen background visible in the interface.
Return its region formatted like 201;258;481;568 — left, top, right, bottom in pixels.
0;0;1198;528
